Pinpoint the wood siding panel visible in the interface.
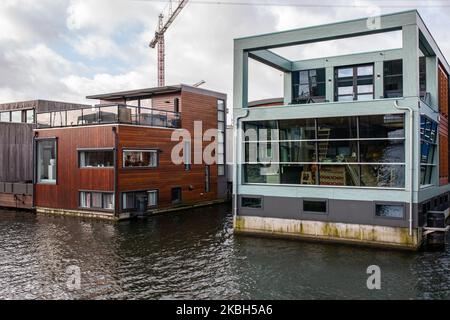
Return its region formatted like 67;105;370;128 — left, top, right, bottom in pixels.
439;64;449;185
0;123;34;182
35;126;115;210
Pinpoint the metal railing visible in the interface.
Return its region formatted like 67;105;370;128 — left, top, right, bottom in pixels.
36;104;181;129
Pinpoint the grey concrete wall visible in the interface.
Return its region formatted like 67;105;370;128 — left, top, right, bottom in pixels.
238;194;416;228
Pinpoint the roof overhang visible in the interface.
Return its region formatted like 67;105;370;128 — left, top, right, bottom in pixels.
86;85;182;101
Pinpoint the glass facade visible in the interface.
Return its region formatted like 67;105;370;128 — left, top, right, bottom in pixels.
420;116;438;186
292;68;326;104
243;114;405;188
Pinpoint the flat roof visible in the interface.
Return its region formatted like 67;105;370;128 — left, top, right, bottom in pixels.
86;84;227;101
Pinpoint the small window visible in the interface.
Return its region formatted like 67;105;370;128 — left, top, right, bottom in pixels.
218;165;225;176
123;150;158;168
375;204;404;219
26;110;35;123
205;166;211;193
122;192;135;210
241;197;262;208
0;112;10;122
184;141;191;171
171;187;182;204
303;200;327;213
11;111;22;123
384;60;403;98
79;150;114;168
174;98;180;113
80;191;114;211
148;190;158;207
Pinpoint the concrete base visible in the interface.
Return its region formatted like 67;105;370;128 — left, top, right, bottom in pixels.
234;215;423;250
36;207;116;221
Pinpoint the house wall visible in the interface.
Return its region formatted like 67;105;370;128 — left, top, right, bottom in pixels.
34;126;116;210
439;64;449;185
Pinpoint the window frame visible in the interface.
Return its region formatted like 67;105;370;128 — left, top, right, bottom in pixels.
121;189;159;211
374;202;405;220
171;186;182;204
335;63;375;102
122;148;159;169
302;199;328;214
292;68;326;104
383;59;403;98
79;190;115;212
78;148;115;169
241;196;263;209
35;138;58;185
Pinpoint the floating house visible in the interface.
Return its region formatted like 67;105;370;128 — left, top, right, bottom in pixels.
232;11;450;249
32;85;228;220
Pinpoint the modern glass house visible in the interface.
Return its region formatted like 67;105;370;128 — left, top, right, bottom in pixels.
232;11;450;249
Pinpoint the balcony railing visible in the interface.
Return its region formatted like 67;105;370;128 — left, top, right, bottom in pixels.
36;104;181;129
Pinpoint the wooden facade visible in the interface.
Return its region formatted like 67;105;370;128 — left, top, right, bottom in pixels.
439;64;449;185
34;86;227;218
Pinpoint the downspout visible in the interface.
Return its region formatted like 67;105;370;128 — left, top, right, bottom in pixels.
112;127;119;218
394;100;414;236
233;109;250;218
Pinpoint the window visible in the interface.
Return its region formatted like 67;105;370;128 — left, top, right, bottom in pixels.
0;112;10;122
148;190;158;207
184;141;191;171
241;197;262;208
205;166;211;193
174;98;180;113
11;111;22;123
292;68;326;104
303;200;327;213
420;116;438;186
243;114;405;188
171;187;182;203
80;191;114;211
37;139;57;184
123;150;158;168
121;190;158;210
419;56;427;98
335;64;374;101
79;150;114;168
375;204;404;219
217;100;226;176
384;60;403;98
26;110;34;123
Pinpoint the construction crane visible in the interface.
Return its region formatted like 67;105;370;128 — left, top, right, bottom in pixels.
149;0;189;87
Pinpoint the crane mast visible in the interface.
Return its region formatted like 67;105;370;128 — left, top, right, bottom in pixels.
150;0;189;87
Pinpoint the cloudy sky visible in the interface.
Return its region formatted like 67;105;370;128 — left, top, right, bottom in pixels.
0;0;449;107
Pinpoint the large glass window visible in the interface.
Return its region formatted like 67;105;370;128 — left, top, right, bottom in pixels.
79;150;114;168
243;114;405;188
11;111;22;123
80;191;114;211
420;116;438;186
384;60;403;98
123;150;158;168
335;64;374;102
217;99;226;176
26;110;35;124
292;68;326;104
37;139;57;184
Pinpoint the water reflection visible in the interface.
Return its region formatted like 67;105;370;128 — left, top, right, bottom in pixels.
0;205;449;299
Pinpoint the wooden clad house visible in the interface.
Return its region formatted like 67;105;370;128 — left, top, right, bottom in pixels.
33;85;228;220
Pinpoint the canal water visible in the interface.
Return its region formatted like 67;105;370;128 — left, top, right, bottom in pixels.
0;204;449;300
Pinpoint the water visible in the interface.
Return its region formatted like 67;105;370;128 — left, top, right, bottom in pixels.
0;204;449;300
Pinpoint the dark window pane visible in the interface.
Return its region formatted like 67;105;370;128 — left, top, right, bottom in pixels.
384;59;403;76
303;200;327;213
319;165;359;186
281;164;318;185
123;150;158;167
318;140;357;163
359;140;405;163
317;117;357;139
420;165;433;185
359;114;404;138
171;187;182;203
375;204;404;218
241;197;262;208
280;141;317;162
420;142;435;164
278;118;316;140
360;164;405;188
80;150;114;167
